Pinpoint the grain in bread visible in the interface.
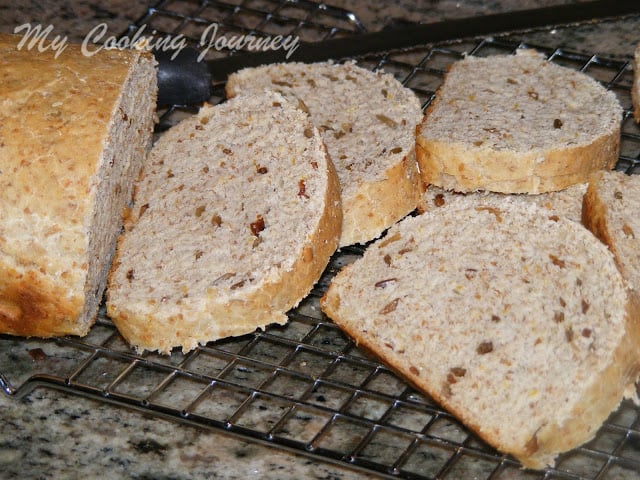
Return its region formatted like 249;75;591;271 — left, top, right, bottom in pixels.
225;61;424;247
583;170;640;293
0;34;157;337
419;183;587;223
416;49;623;193
107;92;342;354
321;203;640;469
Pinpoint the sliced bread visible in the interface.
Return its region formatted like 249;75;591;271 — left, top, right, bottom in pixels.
106;92;342;354
419;183;587;223
320;202;640;469
0;34;157;338
225;61;424;247
583;170;640;292
416;49;623;194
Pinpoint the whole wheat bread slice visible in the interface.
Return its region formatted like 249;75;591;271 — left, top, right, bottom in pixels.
226;61;424;247
583;170;640;293
321;202;640;469
417;49;623;194
107;92;342;354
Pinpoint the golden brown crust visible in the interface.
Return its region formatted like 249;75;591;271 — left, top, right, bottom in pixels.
0;34;155;338
341;146;423;245
0;266;85;337
416;129;619;194
582;172;612;247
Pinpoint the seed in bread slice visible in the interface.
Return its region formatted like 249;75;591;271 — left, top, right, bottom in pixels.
225;61;424;247
0;34;157;338
416;49;623;194
106;92;342;354
320;203;640;469
583;170;640;293
419;183;587;223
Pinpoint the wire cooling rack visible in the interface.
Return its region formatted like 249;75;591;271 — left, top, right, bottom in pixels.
2;2;640;479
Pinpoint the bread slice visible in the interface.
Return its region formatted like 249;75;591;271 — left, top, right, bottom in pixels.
0;34;157;338
106;92;342;354
321;202;640;469
416;49;623;194
225;61;424;247
583;170;640;292
419;183;587;223
633;43;640;123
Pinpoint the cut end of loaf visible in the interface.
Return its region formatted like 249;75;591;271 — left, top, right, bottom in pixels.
0;34;157;338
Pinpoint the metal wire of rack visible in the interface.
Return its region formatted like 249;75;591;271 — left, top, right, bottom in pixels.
2;2;640;479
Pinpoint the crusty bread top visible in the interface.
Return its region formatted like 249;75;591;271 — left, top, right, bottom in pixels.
107;91;341;353
416;49;623;194
321;202;639;468
226;61;424;246
0;33;156;336
0;34;144;289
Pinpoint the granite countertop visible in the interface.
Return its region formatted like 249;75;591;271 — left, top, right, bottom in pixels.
1;1;640;479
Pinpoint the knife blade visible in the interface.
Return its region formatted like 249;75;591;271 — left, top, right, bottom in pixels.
155;0;640;106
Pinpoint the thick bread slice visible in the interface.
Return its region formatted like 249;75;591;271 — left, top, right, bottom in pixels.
107;92;342;354
417;49;623;193
583;170;640;292
0;34;157;337
225;61;423;247
633;43;640;123
419;183;587;223
321;203;640;469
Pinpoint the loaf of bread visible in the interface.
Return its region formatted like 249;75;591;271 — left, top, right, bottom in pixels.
416;49;623;194
583;170;640;292
225;61;424;247
633;43;640;123
419;183;587;223
107;91;342;354
321;202;640;469
0;34;157;338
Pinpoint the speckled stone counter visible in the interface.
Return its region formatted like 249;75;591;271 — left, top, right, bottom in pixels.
1;2;639;479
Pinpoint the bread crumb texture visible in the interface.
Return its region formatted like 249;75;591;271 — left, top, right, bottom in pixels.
419;183;587;223
226;61;424;246
107;91;341;354
417;49;623;193
321;202;640;469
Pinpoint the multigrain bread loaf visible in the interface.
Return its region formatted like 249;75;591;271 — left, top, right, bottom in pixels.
0;34;157;338
225;61;424;247
107;92;342;354
320;203;640;469
583;170;640;292
419;183;587;223
633;43;640;122
416;49;623;193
